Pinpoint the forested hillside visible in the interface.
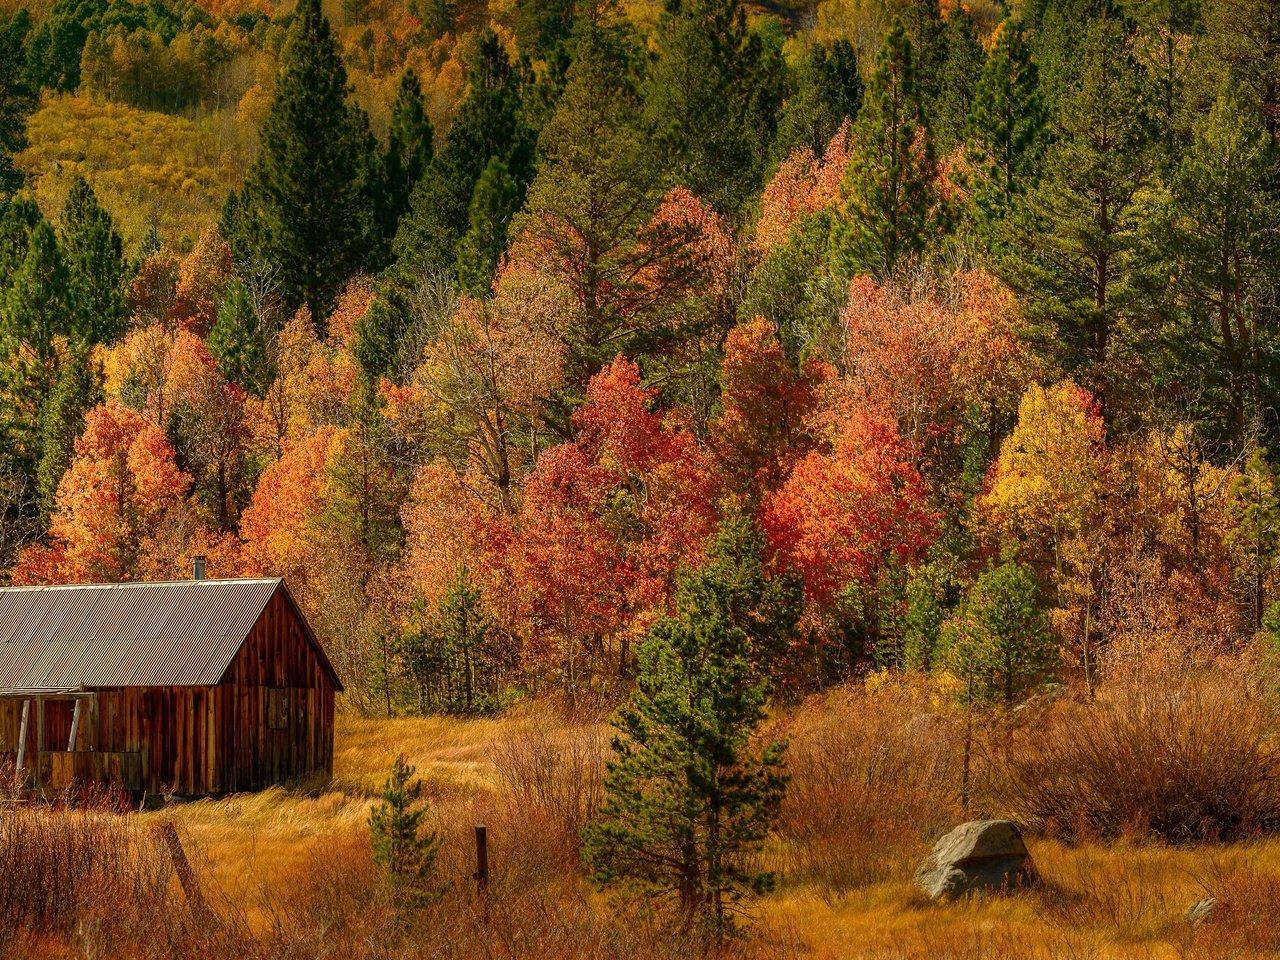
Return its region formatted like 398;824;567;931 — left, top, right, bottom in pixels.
0;0;1275;721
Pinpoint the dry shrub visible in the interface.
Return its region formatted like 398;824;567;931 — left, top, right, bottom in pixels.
490;713;608;865
775;677;968;889
999;668;1280;842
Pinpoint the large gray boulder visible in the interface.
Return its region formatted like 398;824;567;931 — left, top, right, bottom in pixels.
915;820;1036;900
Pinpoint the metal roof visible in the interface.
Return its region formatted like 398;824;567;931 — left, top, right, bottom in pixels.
0;578;337;691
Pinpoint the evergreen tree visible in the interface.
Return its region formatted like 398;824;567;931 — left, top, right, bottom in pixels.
59;175;126;345
369;754;442;905
583;515;798;935
944;560;1057;708
455;156;520;296
831;19;947;279
772;39;863;161
35;347;99;524
964;21;1047;239
383;67;435;237
393;29;533;280
899;0;946;122
227;0;380;326
0;11;35;201
0;192;42;281
998;16;1151;413
1230;446;1280;629
901;562;959;672
400;567;496;713
933;8;983;155
643;0;782;215
1161;83;1280;444
0;222;71;473
207;279;269;397
1200;0;1280;141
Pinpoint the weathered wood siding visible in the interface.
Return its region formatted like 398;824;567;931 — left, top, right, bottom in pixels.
0;586;336;796
217;588;336;792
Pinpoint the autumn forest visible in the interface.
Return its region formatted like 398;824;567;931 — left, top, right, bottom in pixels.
5;0;1280;951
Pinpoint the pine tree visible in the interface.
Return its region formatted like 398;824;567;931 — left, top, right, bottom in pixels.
772;39;863;161
392;29;533;280
583;515;798;935
383;67;434;237
944;560;1057;708
35;347;99;524
0;11;35;201
455;156;520;296
932;8;983;155
1230;446;1280;629
207;280;269;397
831;19;947;279
899;0;946;122
998;16;1150;413
643;0;781;215
0;222;72;473
514;0;663;387
1200;0;1280;141
369;754;442;905
0;192;43;281
227;0;380;326
1162;83;1280;444
964;21;1047;239
59;175;126;346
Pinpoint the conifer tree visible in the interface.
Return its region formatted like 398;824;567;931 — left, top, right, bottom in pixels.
514;0;662;382
207;280;269;397
964;21;1047;238
0;192;42;281
59;176;125;345
227;0;380;326
772;39;863;160
455;156;519;296
369;754;442;905
643;0;781;215
393;29;533;280
899;0;946;121
944;560;1057;708
0;222;71;472
0;11;35;201
383;67;434;237
999;16;1150;411
933;8;983;155
35;347;99;524
831;19;946;279
583;515;797;935
1163;83;1280;443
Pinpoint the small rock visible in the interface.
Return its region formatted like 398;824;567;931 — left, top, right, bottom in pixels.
915;819;1037;900
1185;897;1219;926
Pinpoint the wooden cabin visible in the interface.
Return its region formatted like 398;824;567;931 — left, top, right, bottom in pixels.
0;572;341;796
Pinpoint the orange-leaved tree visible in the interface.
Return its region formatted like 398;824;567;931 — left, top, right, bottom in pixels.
14;401;191;584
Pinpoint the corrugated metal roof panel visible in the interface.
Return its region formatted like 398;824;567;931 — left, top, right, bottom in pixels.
0;579;283;690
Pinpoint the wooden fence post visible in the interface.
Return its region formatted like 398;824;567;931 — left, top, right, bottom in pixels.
473;824;489;892
158;820;213;924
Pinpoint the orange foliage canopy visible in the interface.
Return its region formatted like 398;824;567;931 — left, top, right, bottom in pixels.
755;122;852;256
764;407;937;608
14;402;191;584
711;315;828;500
514;357;716;660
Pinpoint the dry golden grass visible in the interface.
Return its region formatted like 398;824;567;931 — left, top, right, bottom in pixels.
10;682;1280;958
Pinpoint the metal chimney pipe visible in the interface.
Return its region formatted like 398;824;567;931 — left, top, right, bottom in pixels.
192;555;206;581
